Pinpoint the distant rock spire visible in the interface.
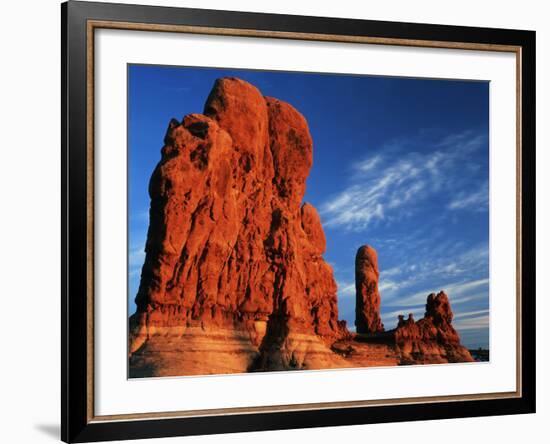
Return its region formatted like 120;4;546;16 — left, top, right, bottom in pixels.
394;291;474;363
355;245;384;334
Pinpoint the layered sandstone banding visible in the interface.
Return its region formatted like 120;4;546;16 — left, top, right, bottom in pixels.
355;245;385;334
129;77;474;377
394;291;474;364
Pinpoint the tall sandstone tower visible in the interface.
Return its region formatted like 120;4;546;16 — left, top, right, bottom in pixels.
355;245;384;334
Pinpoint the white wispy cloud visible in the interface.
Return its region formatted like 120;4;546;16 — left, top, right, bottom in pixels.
381;266;405;278
451;293;487;305
320;130;487;231
132;209;150;222
337;280;356;298
448;181;489;211
376;243;488;302
453;309;489;319
379;279;401;292
436;131;486;152
355;154;382;173
453;314;489;331
129;247;146;268
321;155;431;230
129;233;147;278
384;277;489;307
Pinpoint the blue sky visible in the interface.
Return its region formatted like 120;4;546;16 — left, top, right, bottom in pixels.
128;64;489;349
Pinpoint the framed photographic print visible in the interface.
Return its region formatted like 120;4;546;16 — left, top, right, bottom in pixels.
61;1;536;442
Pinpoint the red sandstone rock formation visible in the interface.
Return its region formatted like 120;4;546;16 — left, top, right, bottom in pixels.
355;245;384;334
394;291;473;363
129;78;347;377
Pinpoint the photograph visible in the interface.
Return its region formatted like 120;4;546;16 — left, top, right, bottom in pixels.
127;65;490;378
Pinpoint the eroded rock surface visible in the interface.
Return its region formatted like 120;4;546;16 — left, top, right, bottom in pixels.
394;292;474;364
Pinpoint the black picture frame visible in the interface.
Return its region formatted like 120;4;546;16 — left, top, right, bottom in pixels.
61;1;536;442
